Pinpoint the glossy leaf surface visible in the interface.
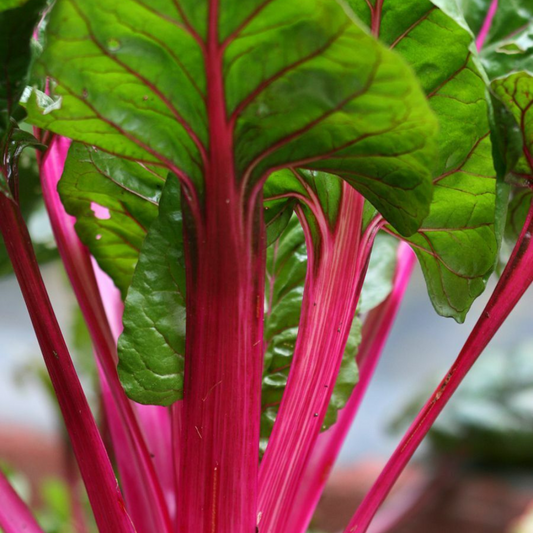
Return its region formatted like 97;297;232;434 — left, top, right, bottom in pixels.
117;174;185;405
58;142;163;297
26;0;438;237
351;0;498;321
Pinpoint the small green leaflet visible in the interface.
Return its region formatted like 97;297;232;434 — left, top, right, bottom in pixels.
58;142;163;297
117;174;185;406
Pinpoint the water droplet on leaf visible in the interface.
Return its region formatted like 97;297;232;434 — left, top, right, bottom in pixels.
107;38;121;52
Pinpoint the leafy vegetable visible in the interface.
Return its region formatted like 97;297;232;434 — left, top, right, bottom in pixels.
117;174;185;405
58;142;163;296
350;0;498;322
458;0;533;79
26;0;438;236
3;1;530;533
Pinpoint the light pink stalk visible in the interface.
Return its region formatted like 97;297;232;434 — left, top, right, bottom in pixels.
258;184;371;532
93;263;175;516
343;202;533;533
0;470;44;533
476;0;499;51
38;137;172;533
287;243;415;533
0;191;135;533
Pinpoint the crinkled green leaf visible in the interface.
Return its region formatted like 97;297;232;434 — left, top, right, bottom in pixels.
58;142;164;296
117;174;185;406
350;0;498;322
26;0;437;237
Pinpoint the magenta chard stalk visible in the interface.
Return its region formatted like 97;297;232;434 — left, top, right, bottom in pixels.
176;4;265;531
286;243;415;533
0;470;44;533
37;135;173;533
258;183;372;532
0;191;135;533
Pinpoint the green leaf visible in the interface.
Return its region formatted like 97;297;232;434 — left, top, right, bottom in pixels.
0;0;46;135
505;189;532;243
492;72;533;248
117;174;185;406
457;0;533;79
491;72;533;183
26;0;438;237
264;198;295;247
58;142;163;296
350;0;498;321
0;0;47;196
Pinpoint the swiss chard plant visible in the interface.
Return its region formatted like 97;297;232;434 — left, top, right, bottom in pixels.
0;0;531;532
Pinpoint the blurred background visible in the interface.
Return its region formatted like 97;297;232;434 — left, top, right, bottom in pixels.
2;237;533;532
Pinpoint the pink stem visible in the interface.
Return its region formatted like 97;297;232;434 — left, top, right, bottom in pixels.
37;137;172;533
0;470;44;533
343;203;533;533
0;191;135;533
258;185;368;532
175;2;266;531
286;243;415;533
476;0;499;51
